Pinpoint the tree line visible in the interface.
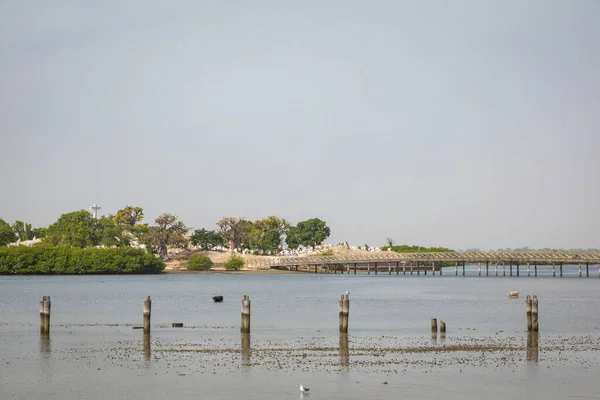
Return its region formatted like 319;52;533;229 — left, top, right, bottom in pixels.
0;206;332;261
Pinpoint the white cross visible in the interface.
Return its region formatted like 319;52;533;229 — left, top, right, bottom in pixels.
89;202;101;219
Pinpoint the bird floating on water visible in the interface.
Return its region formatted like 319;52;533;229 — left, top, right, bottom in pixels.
300;385;310;392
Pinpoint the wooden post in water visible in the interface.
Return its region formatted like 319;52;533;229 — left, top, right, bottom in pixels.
486;262;489;276
417;262;420;276
516;263;519;276
455;261;458;276
424;261;427;275
410;262;413;275
552;263;555;277
579;263;582;278
367;263;370;275
534;262;537;277
39;296;51;335
503;262;506;277
532;295;539;332
396;262;399;275
440;262;443;276
354;263;357;275
527;263;530;277
388;262;391;275
431;261;435;276
403;263;406;275
560;263;563;278
495;263;498;276
478;262;481;276
586;262;589;278
526;295;532;332
375;262;378;275
440;321;446;333
431;318;438;333
143;296;151;334
462;261;465;276
509;262;513;276
339;294;349;333
241;295;251;333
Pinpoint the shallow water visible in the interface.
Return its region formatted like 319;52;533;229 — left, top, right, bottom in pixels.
1;271;600;399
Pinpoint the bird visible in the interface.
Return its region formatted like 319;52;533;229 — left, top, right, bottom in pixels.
345;291;350;295
300;385;310;392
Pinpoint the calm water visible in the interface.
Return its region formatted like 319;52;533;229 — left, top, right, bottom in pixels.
1;270;600;399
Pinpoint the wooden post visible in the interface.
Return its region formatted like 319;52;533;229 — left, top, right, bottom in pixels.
509;262;513;276
486;262;489;276
478;262;481;276
410;262;413;275
552;263;555;277
417;262;421;275
560;263;563;277
455;261;458;276
431;261;435;276
440;262;443;276
375;262;378;275
532;295;539;332
534;262;537;277
431;318;438;333
339;294;349;333
241;295;251;333
586;262;589;278
526;295;532;332
367;263;370;275
516;263;519;276
388;262;391;275
579;263;582;278
40;296;51;335
396;262;399;275
354;263;357;274
440;321;446;333
424;261;427;275
143;296;151;334
143;332;151;359
403;263;406;275
527;262;530;277
503;263;506;276
462;261;465;276
495;263;498;276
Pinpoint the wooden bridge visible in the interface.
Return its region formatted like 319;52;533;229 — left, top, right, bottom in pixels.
251;252;600;277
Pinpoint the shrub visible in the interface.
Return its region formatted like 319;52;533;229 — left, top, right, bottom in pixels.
224;254;244;270
187;253;213;271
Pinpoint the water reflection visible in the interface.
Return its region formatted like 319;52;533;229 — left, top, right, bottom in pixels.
339;333;349;370
527;332;539;363
40;334;51;354
431;332;438;345
241;333;251;366
440;332;446;343
143;334;151;361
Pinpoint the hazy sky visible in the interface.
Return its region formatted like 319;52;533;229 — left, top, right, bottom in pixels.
1;1;599;250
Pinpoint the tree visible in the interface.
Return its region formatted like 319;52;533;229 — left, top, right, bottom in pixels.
143;213;189;260
110;206;144;227
386;237;394;247
217;217;252;250
248;216;290;252
12;221;33;241
186;253;213;271
0;219;16;246
31;227;47;239
285;218;331;249
44;210;103;248
190;228;226;250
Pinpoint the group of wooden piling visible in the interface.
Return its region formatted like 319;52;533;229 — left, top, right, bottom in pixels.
431;318;447;334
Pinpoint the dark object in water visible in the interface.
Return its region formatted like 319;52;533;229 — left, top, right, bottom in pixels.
212;295;223;303
172;323;183;328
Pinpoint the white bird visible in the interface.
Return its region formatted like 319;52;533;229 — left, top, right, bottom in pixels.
300;385;310;392
345;291;350;295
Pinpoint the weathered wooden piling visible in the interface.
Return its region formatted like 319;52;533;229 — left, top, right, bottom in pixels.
440;321;446;333
532;295;539;332
560;263;563;277
241;295;251;333
431;261;435;276
462;261;466;276
339;332;349;367
455;261;458;276
338;294;349;333
552;263;556;277
495;263;498;276
586;262;589;278
527;332;539;362
516;263;519;276
431;318;438;333
143;296;151;334
241;333;251;365
534;262;538;277
527;262;530;277
486;262;489;276
39;296;51;335
143;333;151;359
526;295;532;332
478;262;481;276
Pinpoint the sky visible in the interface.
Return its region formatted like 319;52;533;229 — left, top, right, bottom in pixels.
1;0;599;250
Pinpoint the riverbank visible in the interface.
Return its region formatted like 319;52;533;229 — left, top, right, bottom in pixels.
162;268;300;274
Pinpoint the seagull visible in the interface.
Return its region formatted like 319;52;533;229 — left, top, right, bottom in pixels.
345;291;350;295
300;385;310;393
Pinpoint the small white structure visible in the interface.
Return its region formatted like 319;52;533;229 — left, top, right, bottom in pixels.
89;202;101;219
508;291;519;298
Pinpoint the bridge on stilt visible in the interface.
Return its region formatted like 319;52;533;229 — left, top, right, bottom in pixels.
253;252;600;277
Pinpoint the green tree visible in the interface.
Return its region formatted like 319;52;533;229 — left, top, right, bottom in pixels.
110;206;144;227
44;210;103;248
0;219;16;246
224;254;244;270
31;227;47;239
143;213;189;260
217;217;252;250
285;218;331;249
12;221;33;241
186;253;213;271
97;217;124;247
190;228;226;250
248;216;289;252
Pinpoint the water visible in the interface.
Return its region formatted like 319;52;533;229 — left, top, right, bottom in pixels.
1;272;600;399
